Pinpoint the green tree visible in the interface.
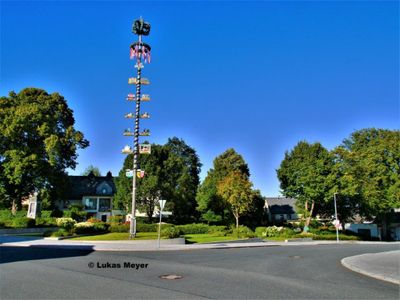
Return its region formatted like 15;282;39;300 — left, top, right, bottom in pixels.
196;149;251;224
81;165;102;176
277;141;333;230
164;138;202;223
113;138;201;223
0;88;89;212
217;171;254;229
336;129;400;237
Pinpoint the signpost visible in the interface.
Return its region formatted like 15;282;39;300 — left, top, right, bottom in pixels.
157;199;167;248
334;193;339;243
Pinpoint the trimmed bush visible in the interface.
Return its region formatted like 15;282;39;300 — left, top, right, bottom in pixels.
312;233;360;241
109;224;130;233
35;217;57;227
231;225;255;238
11;217;36;228
207;225;227;235
109;215;124;224
52;229;70;237
40;210;52;218
137;223;159;232
56;218;76;231
161;226;182;239
176;224;210;234
257;226;294;238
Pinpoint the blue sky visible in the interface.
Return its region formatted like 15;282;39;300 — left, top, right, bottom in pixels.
1;1;399;197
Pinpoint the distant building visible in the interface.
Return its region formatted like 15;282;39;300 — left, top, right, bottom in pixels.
265;197;298;223
55;171;116;222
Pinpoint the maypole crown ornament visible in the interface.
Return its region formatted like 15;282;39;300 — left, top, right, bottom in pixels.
132;18;151;36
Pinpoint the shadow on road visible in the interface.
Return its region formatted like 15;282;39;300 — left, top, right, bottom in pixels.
0;245;94;264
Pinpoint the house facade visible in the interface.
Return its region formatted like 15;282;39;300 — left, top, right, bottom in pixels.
55;171;116;222
265;197;298;223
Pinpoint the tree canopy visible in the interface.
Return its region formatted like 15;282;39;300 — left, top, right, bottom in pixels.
276;141;333;229
196;148;261;225
81;165;102;176
0;88;89;211
113;138;201;223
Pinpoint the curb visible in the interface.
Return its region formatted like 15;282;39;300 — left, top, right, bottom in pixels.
341;252;400;285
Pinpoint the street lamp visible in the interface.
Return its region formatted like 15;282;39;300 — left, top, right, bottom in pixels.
122;17;152;238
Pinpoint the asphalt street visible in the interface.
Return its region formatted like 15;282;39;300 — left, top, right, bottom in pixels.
1;244;399;299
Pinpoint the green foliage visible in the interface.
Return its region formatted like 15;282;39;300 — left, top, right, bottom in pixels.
52;229;70;237
109;224;130;233
311;233;359;241
161;226;182;238
109;215;124;224
200;210;222;224
217;171;254;229
56;217;76;231
35;217;56;227
81;165;101;176
74;221;109;234
11;217;36;228
114;138;201;224
67;204;88;222
176;223;210;234
196;149;250;224
256;226;294;238
230;225;255;238
277;141;333;224
137;223;159;232
207;225;227;235
0;88;89;210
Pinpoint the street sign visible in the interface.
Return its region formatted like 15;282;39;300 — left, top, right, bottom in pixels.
137;169;145;178
126;170;134;178
139;144;151;154
159;199;166;211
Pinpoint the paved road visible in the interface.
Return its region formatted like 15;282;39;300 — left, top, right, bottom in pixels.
1;244;399;299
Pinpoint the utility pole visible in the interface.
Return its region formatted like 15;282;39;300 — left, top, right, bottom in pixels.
122;17;152;238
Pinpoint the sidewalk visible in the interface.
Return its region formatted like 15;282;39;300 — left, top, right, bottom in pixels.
1;235;399;251
341;250;400;285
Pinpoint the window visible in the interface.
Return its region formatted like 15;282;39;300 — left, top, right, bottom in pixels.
84;198;97;210
98;198;111;212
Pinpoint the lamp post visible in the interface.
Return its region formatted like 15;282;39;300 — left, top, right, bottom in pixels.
334;193;339;243
123;17;152;238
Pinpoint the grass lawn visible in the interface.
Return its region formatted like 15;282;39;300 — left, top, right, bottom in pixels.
69;232;159;241
184;234;247;244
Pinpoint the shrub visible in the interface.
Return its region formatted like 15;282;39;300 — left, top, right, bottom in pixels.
207;225;227;235
313;233;360;241
0;221;5;228
176;224;210;234
93;222;109;232
35;217;57;227
74;222;95;234
255;227;268;238
40;210;52;218
109;223;130;233
161;226;183;239
52;229;70;237
56;218;76;231
256;226;294;238
109;215;124;224
11;217;36;228
137;223;159;232
231;225;255;238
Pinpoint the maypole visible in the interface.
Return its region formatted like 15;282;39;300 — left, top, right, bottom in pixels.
122;17;152;238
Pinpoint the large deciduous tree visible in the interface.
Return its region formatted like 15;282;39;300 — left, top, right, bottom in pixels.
277;141;333;230
217;171;254;229
336;129;400;237
113;138;201;223
196;149;253;224
0;88;89;212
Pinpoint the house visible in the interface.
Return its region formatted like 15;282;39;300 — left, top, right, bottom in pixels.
265;197;298;223
55;171;116;222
